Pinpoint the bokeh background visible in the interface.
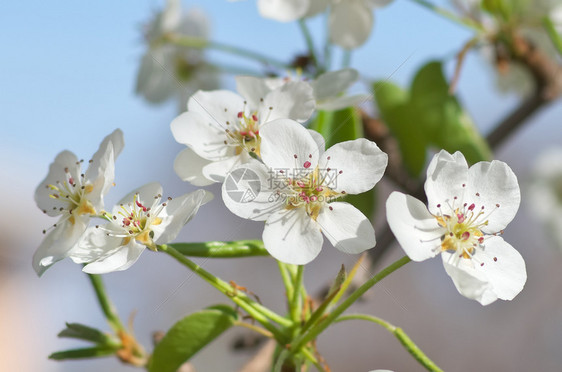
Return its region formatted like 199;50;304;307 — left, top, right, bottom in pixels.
2;0;562;371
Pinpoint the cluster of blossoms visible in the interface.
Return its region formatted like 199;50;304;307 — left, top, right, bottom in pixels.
34;130;210;275
36;73;527;304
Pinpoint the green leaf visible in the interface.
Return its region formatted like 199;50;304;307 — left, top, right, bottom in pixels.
374;81;426;176
324;107;363;148
309;110;334;140
58;323;114;345
169;240;268;258
49;346;118;360
148;305;238;372
409;61;491;165
341;188;377;219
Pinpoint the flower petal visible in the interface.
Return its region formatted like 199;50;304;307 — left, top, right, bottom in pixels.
222;160;283;221
201;152;247;183
465;160;520;233
257;0;309;22
112;182;163;216
316;94;370;111
386;192;445;262
319;138;387;194
258;81;315;123
68;226;123;264
32;216;89;276
311;68;358;101
263;208;323;264
236;76;275;109
425;150;468;215
187;90;245;129
308;129;326;153
329;1;374;49
442;236;526;305
35;150;80;217
316;202;375;254
171;111;233;160
82;240;146;274
153;189;210;244
173;147;215;186
260;119;321;171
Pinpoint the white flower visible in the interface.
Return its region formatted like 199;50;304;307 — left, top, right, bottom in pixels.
386;150;526;305
136;1;219;108
240;69;369;111
222;119;387;264
233;0;327;22
528;147;562;249
33;129;124;275
171;77;315;185
70;182;211;274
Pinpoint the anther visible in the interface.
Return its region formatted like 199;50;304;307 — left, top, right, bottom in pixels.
237;112;243;118
329;206;333;211
493;257;497;262
468;203;475;211
303;161;311;169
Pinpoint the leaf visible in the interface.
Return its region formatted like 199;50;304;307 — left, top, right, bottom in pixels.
374;81;426;176
58;323;113;344
49;346;118;360
409;61;491;165
148;305;239;372
324;107;363;148
341;188;377;219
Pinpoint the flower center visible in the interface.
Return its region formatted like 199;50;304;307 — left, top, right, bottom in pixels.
435;200;492;260
283;164;341;220
225;111;261;156
47;165;96;224
112;194;163;250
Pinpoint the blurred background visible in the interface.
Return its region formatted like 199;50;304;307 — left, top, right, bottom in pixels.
2;0;562;371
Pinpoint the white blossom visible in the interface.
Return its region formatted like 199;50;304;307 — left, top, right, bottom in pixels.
171;77;315;185
386;150;526;305
33;129;124;275
222;119;387;264
70;183;210;274
136;0;219;109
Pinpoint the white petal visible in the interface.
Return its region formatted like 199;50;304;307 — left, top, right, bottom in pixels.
187;90;245;129
386;192;445;262
32;216;89;276
258;81;315;123
465;160;520;233
83;241;146;274
312;68;358;101
442;236;526;305
171;111;234;161
135;48;176;103
308;129;326;153
316;202;375;254
260;119;321;171
35;150;80;216
235;76;275;109
68;226;122;264
329;1;374;49
368;0;394;8
201;153;246;183
257;0;309;22
112;182;163;216
153;189;209;244
304;0;329;17
319;138;387;194
222;160;283;221
425;150;468;215
174;147;215;186
263;208;323;264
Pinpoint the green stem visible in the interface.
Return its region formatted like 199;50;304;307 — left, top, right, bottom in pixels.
167;35;290;69
87;274;124;332
298;20;319;72
406;0;485;33
335;314;443;372
290;265;304;325
290;256;411;352
278;261;295;307
159;245;291;339
301;347;326;372
169;240;268;258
